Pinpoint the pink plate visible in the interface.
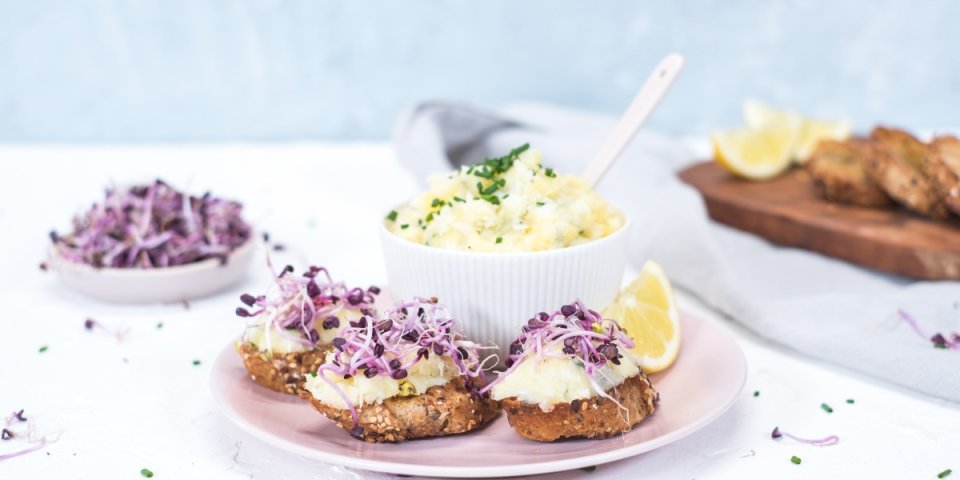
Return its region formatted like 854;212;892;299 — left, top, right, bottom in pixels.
210;312;746;478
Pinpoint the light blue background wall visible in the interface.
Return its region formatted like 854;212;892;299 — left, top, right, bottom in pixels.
1;0;957;141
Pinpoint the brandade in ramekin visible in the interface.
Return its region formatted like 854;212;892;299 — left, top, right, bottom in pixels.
380;144;629;360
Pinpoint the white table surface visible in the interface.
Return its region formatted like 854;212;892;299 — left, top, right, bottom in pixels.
1;144;957;480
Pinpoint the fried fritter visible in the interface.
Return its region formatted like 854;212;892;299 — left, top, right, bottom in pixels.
925;135;960;216
805;138;893;208
863;126;949;218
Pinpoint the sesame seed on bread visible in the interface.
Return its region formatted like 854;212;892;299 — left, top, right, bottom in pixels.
237;342;330;395
500;372;658;442
301;376;500;443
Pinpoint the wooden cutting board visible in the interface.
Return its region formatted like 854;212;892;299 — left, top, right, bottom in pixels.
678;161;960;280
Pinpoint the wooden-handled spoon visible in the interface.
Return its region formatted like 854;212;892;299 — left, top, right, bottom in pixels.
582;53;685;187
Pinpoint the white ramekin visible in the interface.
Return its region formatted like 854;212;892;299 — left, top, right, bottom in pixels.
379;216;630;358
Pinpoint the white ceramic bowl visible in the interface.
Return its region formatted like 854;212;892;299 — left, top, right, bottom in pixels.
49;238;258;304
379;216;630;358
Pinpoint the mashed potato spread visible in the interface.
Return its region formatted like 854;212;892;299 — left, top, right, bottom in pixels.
304;355;459;408
243;306;364;354
490;345;641;411
386;145;624;252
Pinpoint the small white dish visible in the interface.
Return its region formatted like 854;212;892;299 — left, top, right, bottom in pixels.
49;237;258;304
379;214;630;358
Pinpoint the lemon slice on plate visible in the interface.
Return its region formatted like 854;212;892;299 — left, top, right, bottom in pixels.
712;124;796;180
743;99;851;164
603;260;681;374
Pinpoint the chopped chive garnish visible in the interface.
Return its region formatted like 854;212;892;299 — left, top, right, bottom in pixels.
790;456;801;465
578;229;585;236
846;399;855;404
425;212;434;223
38;345;48;353
938;469;952;478
386;210;398;222
496;237;503;244
431;198;444;208
820;403;833;413
753;390;760;397
544;167;556;178
192;359;201;366
453;196;465;203
310;371;317;377
536;201;545;206
482;195;500;205
140;468;154;478
481;183;499;195
400;224;409;230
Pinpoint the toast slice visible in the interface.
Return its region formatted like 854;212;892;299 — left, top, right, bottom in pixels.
302;377;499;442
499;373;658;442
237;342;329;395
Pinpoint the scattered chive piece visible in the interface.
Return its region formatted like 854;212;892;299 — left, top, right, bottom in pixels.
310;371;317;378
581;465;597;472
536;201;545;206
753;390;760;397
544;167;556;178
820;403;833;413
386;210;398;222
431;198;444;208
140;468;154;478
452;196;465;203
791;456;802;465
400;224;409;230
496;237;503;244
846;399;855;404
425;212;434;223
38;345;48;353
192;359;201;366
938;469;952;478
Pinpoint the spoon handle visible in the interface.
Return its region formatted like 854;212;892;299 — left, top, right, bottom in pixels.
582;53;685;187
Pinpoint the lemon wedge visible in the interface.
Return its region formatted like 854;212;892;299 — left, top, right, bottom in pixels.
602;260;680;374
743;99;803;131
712;124;796;180
794;119;852;162
743;99;851;164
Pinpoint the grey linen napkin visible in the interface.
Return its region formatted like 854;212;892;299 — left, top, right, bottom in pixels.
393;101;960;403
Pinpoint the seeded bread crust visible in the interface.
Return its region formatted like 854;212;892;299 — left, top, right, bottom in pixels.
926;136;960;216
301;377;500;443
864;127;949;219
500;373;658;442
237;342;330;395
806;138;893;208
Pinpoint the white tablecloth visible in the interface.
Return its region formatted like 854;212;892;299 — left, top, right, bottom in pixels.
1;144;957;479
